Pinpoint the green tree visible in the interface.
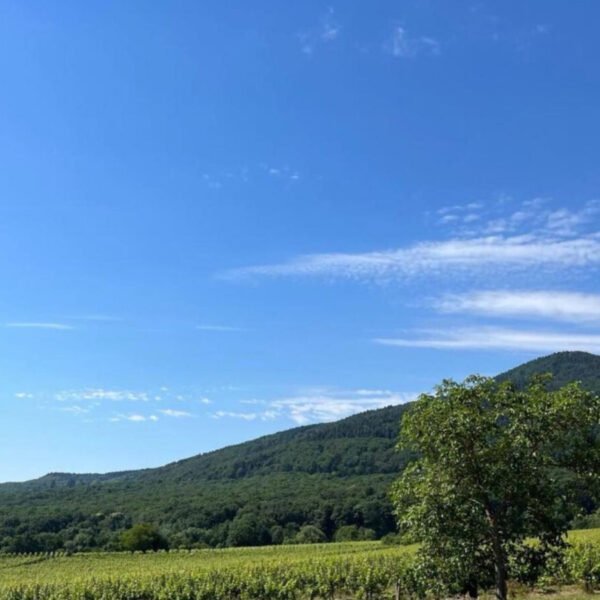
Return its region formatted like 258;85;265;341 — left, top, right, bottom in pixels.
226;513;271;547
392;376;600;600
334;524;376;542
120;523;168;552
294;525;326;544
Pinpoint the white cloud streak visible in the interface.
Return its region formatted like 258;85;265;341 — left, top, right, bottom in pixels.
5;322;73;330
436;198;599;238
110;414;159;423
196;324;247;332
55;389;149;402
226;235;600;282
436;290;600;322
59;405;91;415
375;327;600;353
270;391;416;425
224;200;597;283
159;409;193;418
66;315;121;322
212;411;259;421
212;389;416;426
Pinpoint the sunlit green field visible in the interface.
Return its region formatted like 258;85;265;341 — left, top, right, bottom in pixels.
0;541;413;582
0;530;597;599
567;528;600;543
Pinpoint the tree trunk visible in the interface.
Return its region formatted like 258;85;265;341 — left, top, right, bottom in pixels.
491;533;508;600
464;577;478;599
485;505;508;600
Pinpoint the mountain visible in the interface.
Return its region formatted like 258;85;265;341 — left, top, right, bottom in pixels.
0;351;598;552
496;351;600;392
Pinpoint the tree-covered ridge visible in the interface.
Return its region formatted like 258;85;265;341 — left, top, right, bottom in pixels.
0;351;597;553
3;403;413;493
496;351;600;392
0;406;413;552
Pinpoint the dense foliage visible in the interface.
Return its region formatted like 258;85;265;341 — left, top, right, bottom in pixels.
120;524;169;552
392;375;600;600
0;351;598;553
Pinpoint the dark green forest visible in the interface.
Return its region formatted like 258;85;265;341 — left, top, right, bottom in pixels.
1;351;598;553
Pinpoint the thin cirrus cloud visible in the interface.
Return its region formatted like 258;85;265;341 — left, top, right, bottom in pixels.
158;409;193;418
110;414;159;423
387;26;440;58
436;290;600;322
4;322;74;330
375;327;600;354
212;410;260;421
212;389;417;426
65;315;122;322
269;391;416;425
435;198;599;238
196;324;247;332
55;389;149;402
225;200;600;283
298;8;341;55
225;236;600;282
59;405;91;415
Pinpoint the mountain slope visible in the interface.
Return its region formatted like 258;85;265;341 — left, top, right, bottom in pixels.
0;351;597;552
496;351;600;392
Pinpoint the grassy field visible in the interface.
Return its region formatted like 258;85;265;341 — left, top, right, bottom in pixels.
568;528;600;543
0;530;596;599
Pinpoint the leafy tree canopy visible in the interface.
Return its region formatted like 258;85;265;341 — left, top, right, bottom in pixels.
392;375;600;600
294;525;326;544
120;524;168;553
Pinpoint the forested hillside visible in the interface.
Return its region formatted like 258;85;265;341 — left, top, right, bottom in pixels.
0;351;598;553
496;351;600;392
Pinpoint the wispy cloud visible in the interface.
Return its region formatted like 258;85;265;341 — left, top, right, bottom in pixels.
375;327;600;354
196;324;247;332
213;389;416;426
386;26;440;58
55;389;149;402
59;405;91;415
270;390;416;425
110;413;159;423
298;8;341;55
65;315;121;322
263;164;301;182
159;408;193;418
5;322;73;330
201;163;301;190
212;410;260;421
27;386;214;424
436;290;600;323
226;236;600;282
436;198;599;238
226;200;600;283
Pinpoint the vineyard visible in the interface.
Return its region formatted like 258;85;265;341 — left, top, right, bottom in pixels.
0;530;598;600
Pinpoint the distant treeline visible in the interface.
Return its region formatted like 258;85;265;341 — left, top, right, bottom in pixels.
0;473;397;552
1;479;598;553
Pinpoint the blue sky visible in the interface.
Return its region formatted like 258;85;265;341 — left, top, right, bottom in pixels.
1;1;599;482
